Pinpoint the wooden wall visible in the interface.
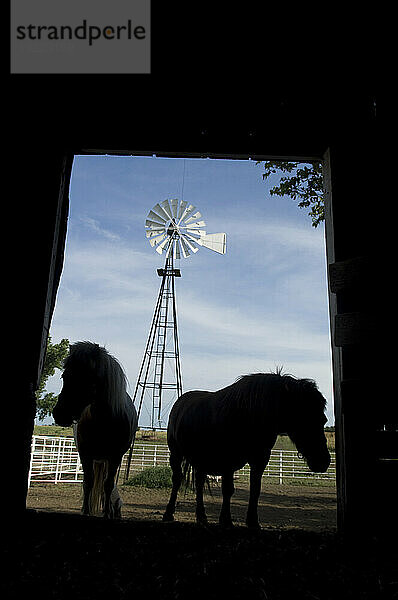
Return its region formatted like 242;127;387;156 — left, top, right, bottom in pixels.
10;23;384;535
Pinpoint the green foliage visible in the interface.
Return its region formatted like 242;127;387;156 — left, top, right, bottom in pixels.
124;466;173;489
36;336;69;420
259;160;324;228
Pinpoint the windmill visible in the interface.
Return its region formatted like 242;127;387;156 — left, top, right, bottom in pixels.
133;198;226;430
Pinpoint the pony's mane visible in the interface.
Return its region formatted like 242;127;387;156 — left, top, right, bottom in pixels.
64;341;127;416
217;372;326;415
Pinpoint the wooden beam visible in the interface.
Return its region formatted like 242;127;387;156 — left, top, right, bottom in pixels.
334;312;377;346
329;256;367;293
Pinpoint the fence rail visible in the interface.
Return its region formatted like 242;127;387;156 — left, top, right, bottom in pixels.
28;435;336;487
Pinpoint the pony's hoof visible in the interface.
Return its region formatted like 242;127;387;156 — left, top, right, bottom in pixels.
196;518;209;528
246;522;261;531
219;520;234;530
162;513;175;522
112;512;122;520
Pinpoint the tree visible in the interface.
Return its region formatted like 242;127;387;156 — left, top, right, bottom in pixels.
36;336;69;420
259;161;324;228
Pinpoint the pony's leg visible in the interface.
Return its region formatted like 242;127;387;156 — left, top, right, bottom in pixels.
103;462;119;519
195;470;208;526
110;486;123;519
219;472;235;528
246;462;267;529
163;452;183;522
81;458;94;515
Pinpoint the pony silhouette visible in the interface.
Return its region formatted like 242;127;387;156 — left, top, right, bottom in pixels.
53;341;138;518
163;372;330;528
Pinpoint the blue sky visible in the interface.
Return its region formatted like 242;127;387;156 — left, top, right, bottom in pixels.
44;155;334;426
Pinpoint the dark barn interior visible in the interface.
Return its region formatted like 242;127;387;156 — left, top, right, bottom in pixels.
7;8;395;599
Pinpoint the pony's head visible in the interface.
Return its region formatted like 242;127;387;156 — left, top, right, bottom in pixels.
53;341;127;426
282;376;330;473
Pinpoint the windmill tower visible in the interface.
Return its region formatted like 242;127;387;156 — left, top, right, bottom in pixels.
133;198;226;431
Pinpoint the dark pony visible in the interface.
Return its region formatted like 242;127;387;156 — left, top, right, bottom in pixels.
53;341;138;519
163;372;330;528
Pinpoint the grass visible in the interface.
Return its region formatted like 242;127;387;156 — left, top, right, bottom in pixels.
124;466;173;489
34;425;74;437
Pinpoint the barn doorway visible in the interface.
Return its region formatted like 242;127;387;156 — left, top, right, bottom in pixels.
29;152;336;531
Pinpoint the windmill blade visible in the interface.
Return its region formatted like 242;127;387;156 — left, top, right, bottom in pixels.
186;228;207;237
169;199;179;219
149;233;167;247
146;227;166;238
179;238;191;258
147;210;167;224
184;211;202;225
179;204;196;223
182;233;199;243
146;219;166;228
146;225;166;237
180;234;199;253
160;199;173;219
196;232;227;254
152;203;170;222
182;220;206;229
184;232;204;244
156;237;171;254
177;200;187;220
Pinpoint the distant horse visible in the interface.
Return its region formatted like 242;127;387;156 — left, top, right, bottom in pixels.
53;341;138;519
163;372;330;528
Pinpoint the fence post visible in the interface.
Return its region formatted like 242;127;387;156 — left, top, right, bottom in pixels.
141;444;144;470
55;438;59;484
75;445;81;482
279;451;283;485
28;435;36;488
55;437;65;483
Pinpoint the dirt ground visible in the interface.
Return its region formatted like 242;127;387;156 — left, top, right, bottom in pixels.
26;481;337;531
4;484;396;599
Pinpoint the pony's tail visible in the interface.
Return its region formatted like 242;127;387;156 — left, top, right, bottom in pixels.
182;458;195;491
181;458;212;495
89;459;108;515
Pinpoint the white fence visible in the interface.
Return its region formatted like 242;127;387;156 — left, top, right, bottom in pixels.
28;435;336;487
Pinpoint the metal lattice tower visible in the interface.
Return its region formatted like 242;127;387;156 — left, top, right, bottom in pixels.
124;198;226;480
134;247;183;430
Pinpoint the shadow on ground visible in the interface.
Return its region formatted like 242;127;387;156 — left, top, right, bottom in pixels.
4;510;397;600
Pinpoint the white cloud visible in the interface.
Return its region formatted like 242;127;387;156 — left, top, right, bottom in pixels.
178;290;329;357
79;216;121;241
53;231;331;371
224;215;324;248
